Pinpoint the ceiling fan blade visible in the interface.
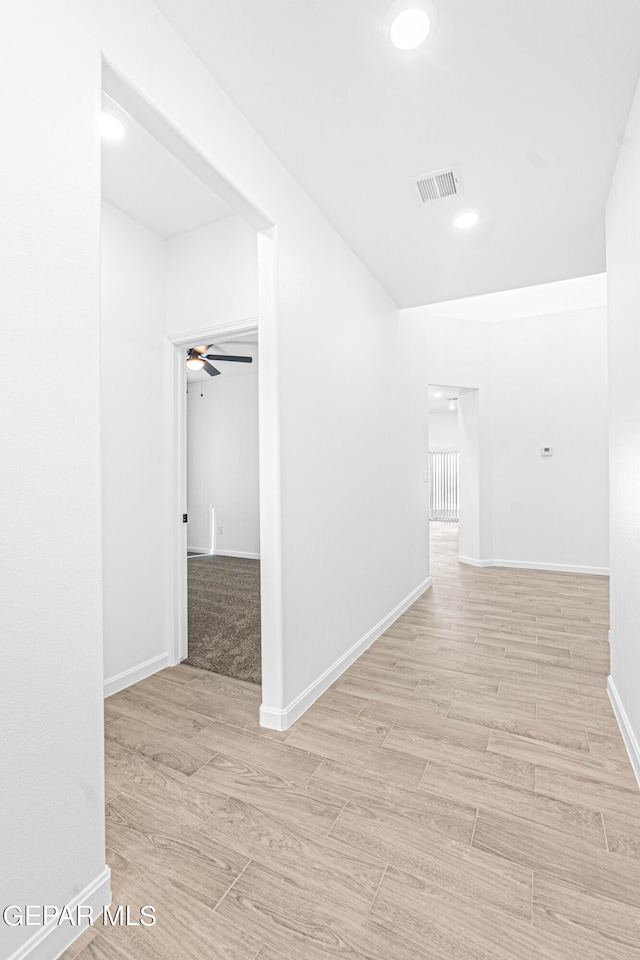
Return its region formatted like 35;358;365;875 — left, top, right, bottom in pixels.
202;361;221;377
204;354;253;363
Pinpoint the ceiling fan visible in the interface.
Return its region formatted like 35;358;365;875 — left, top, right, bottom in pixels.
185;344;253;377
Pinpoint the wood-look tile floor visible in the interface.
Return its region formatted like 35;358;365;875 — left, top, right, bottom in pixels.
66;523;640;960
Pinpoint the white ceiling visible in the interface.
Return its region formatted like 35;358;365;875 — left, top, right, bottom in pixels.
101;94;234;238
151;0;640;306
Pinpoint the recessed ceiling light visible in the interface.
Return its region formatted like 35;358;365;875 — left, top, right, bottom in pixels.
454;211;479;230
100;113;125;140
390;8;431;50
433;391;442;398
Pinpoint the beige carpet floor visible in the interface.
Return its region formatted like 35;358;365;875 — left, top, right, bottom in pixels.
186;555;261;684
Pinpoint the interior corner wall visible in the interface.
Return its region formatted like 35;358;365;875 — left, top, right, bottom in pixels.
187;360;260;557
606;69;640;780
101;201;170;692
166;215;258;334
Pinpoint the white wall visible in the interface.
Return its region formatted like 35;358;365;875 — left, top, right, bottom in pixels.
457;389;482;563
606;70;640;783
406;296;609;574
187;352;260;557
1;6;110;956
276;224;429;713
101;202;169;692
428;410;458;450
166;215;258;334
1;4;430;950
420;314;491;388
489;307;608;572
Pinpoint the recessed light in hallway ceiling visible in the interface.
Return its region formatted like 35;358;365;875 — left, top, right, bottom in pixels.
390;7;431;49
454;211;479;230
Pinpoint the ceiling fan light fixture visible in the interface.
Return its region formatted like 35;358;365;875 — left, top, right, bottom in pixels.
185;346;252;377
186;356;205;371
390;8;431;50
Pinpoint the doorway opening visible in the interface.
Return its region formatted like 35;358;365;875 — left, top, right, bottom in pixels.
428;384;460;566
100;62;281;714
183;331;261;684
428;383;481;567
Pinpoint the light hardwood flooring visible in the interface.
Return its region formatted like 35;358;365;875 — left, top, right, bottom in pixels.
65;523;640;960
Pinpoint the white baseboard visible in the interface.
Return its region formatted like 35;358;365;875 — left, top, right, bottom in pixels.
260;576;433;731
212;549;260;560
187;545;211;555
6;866;110;960
104;653;170;698
458;555;608;576
608;675;640;790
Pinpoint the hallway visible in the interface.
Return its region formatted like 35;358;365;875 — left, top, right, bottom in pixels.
79;525;640;960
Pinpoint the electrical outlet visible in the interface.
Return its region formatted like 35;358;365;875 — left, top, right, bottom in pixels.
217;525;223;535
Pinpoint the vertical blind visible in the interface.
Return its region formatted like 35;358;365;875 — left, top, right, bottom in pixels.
429;450;459;522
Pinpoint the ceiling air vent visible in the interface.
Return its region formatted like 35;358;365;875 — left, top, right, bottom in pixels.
410;165;464;205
